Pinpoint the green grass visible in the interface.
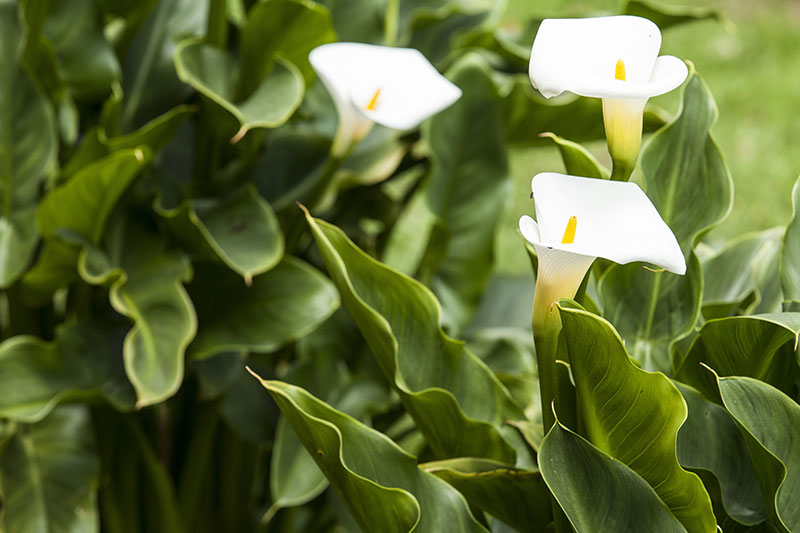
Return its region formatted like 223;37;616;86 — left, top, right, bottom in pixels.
496;0;800;275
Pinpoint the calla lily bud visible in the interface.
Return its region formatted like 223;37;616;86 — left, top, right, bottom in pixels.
520;172;685;328
528;16;689;181
309;43;462;158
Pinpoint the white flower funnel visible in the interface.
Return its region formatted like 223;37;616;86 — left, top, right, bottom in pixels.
520;172;685;326
309;42;463;157
528;16;688;181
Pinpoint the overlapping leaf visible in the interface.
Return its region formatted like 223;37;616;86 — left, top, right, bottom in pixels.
781;175;800;303
539;422;688;533
558;302;716;532
599;74;733;373
252;376;488;533
305;212;528;464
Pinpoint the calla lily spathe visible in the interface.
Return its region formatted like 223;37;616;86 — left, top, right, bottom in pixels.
528;16;689;180
309;42;462;158
520;172;685;325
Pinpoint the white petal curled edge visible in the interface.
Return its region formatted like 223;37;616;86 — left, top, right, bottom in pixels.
527;173;686;275
529;16;677;99
310;42;462;132
519;215;541;243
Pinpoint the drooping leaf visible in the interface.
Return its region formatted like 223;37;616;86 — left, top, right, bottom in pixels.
0;323;135;423
422;457;551;531
716;376;800;532
189;187;284;280
539;132;608;179
675;382;766;527
304;211;528;464
251;375;488;533
623;0;727;31
174;40;304;141
599;73;733;373
239;0;336;89
538;421;688;533
703;229;783;319
0;406;99;533
423;54;509;331
557;302;716;532
675;313;800;399
188;257;339;360
120;0;208;130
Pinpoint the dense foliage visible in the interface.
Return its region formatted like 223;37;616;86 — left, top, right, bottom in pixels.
0;1;796;532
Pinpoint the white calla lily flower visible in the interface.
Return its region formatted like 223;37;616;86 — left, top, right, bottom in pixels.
528;16;689;180
309;42;462;158
520;172;685;327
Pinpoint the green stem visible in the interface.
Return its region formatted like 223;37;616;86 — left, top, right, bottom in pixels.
177;400;220;531
384;0;400;46
206;0;228;50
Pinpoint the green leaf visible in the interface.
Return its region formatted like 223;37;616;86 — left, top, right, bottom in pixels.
251;376;488;533
423;54;509;331
422;457;551;531
239;0;336;89
538;421;688;533
42;0;120;100
781;175;800;301
22;149;151;299
189;187;283;280
558;303;716;532
539;132;608;179
314;0;383;43
108;228;197;407
174;40;304;141
716;376;800;532
0;207;38;288
120;0;208;130
599;73;733;373
0;2;58;209
703;229;783;319
675;313;800;400
304;212;528;464
676;383;766;527
0;323;135;423
0;406;99;533
623;0;728;31
188;257;339;360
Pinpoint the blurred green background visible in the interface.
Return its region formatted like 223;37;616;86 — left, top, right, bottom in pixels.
498;0;800;275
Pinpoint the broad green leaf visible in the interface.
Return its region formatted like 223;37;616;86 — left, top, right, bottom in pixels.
716;376;800;532
23;149;151;299
189;187;283;280
539;132;608;179
558;303;716;532
108;228;197;407
781;175;800;301
599;73;733;373
174;40;304;140
120;0;208;130
422;457;551;531
42;0;120;100
0;406;99;533
251;376;488;533
188;257;339;360
0;207;38;288
703;229;783;319
675;313;800;399
0;2;57;208
623;0;727;31
423;54;509;331
305;212;528;464
539;422;687;533
0;323;135;422
499;74;668;147
676;383;766;527
239;0;336;89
